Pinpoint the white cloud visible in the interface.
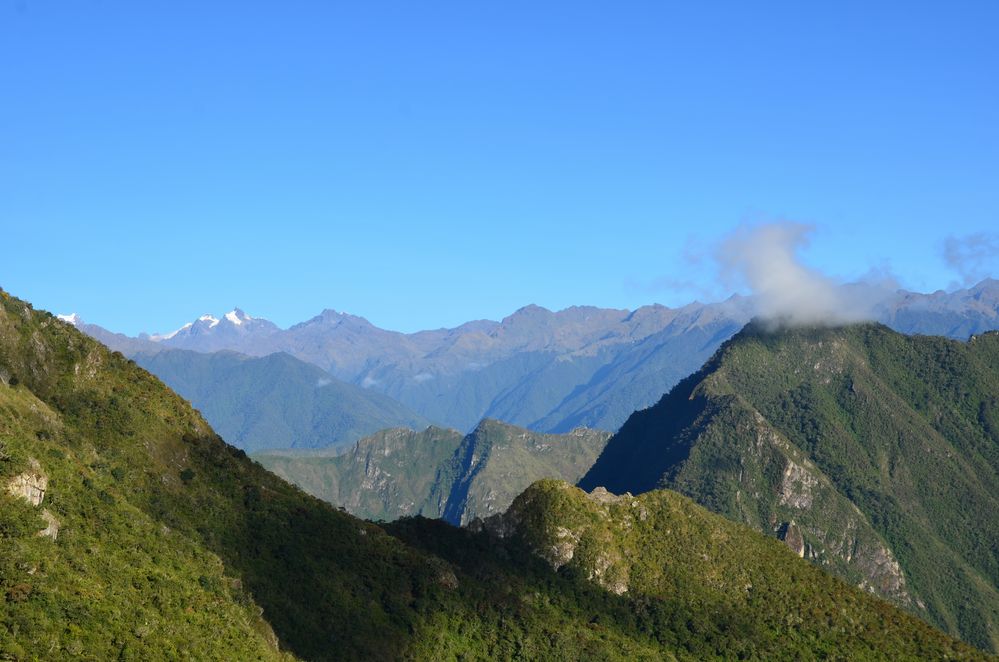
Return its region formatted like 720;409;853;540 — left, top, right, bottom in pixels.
715;222;882;326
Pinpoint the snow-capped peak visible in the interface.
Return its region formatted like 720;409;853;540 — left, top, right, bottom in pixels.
224;308;252;325
57;313;80;325
151;322;193;341
198;314;220;328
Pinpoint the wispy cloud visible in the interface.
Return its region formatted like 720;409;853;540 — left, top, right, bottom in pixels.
714;221;880;326
942;233;999;287
636;221;910;325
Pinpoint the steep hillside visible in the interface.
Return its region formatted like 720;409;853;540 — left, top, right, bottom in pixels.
396;480;987;661
440;419;611;525
256;420;610;525
131;348;430;451
580;321;999;651
0;291;988;660
255;426;465;521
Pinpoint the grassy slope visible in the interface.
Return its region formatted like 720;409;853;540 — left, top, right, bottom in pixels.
0;291;680;660
581;322;999;651
451;480;986;660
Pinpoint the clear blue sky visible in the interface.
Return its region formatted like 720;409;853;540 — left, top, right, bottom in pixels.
2;2;997;334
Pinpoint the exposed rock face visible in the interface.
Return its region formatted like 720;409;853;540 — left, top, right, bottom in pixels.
778;459;818;510
6;457;48;506
777;521;806;557
474;482;633;596
5;457;59;540
855;543;908;599
547;526;581;569
38;508;60;540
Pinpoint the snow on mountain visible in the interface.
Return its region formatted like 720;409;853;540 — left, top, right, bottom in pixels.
224;309;252;325
150;322;194;342
56;313;81;325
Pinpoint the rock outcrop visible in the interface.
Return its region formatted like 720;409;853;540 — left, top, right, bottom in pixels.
5;456;59;539
6;457;48;506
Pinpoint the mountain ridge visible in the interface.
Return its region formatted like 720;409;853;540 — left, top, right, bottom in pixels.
70;280;999;435
256;418;611;524
129;347;431;451
580;320;999;651
5;289;986;659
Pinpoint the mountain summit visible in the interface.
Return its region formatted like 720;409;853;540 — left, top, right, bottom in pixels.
580;320;999;651
78;280;999;436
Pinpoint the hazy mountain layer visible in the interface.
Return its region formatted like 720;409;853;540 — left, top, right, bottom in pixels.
256;419;610;524
580;321;999;651
80;280;999;435
3;291;984;659
130;348;430;451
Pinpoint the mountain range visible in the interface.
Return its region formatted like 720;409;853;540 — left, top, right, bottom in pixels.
67;278;999;444
129;349;429;452
0;291;986;660
580;321;999;651
2;289;984;659
255;419;610;524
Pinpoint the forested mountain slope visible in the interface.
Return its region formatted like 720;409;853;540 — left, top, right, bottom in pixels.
0;290;985;660
581;321;999;651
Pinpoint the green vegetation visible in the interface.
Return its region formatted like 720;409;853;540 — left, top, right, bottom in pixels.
581;321;999;652
255;426;465;521
0;291;989;660
255;419;609;524
435;479;985;660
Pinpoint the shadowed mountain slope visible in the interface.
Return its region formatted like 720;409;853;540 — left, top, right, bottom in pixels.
581;321;999;651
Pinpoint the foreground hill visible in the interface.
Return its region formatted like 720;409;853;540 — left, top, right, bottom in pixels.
131;348;430;451
256;420;610;524
0;290;987;660
392;480;988;660
581;321;999;652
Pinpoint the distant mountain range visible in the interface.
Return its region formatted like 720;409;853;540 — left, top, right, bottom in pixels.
255;419;610;524
130;349;430;452
580;321;999;651
67;279;999;442
2;290;983;659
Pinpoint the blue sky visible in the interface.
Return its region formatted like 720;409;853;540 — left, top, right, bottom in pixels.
2;2;997;334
